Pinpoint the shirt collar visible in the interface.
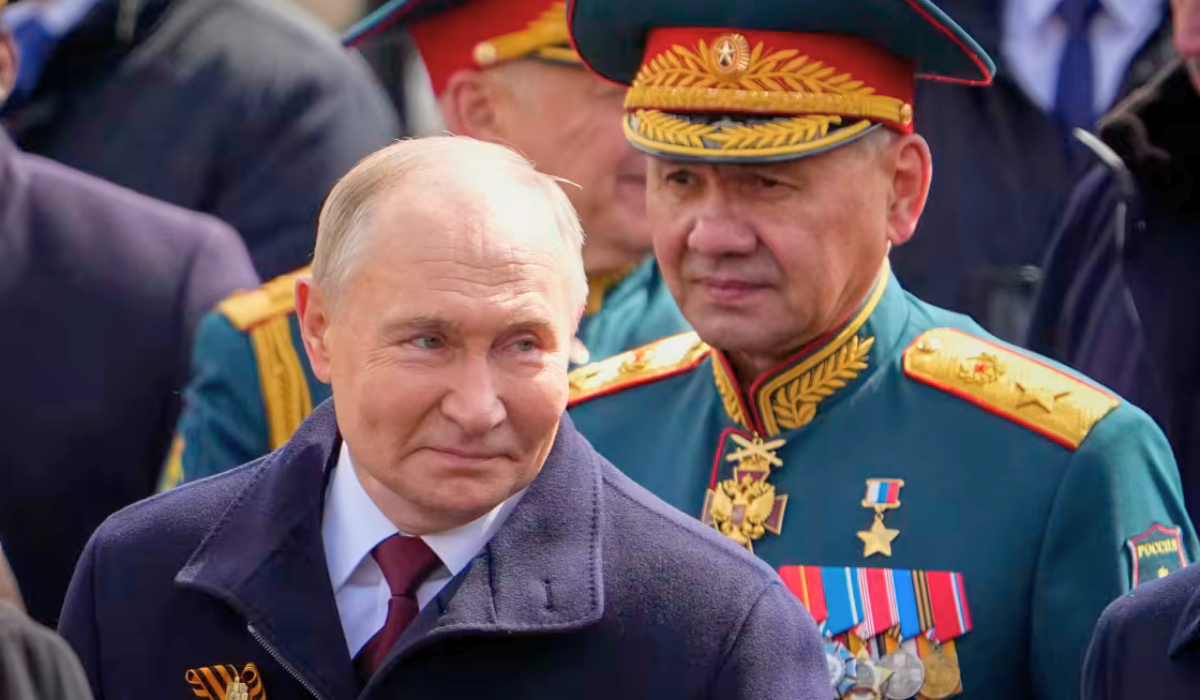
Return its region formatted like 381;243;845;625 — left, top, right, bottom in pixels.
322;441;527;592
1007;0;1162;30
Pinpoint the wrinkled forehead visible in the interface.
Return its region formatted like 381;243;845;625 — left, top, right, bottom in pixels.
371;176;571;263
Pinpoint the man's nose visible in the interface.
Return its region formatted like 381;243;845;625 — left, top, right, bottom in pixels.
686;211;758;257
439;355;507;435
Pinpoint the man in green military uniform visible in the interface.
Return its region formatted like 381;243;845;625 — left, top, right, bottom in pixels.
168;0;689;485
565;1;1197;698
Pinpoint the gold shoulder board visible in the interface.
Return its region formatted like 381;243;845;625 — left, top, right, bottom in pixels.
216;266;315;449
568;331;710;406
903;328;1120;450
217;266;312;331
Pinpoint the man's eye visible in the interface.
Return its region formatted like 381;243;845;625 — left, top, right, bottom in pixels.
413;336;444;350
665;170;695;186
511;339;537;352
756;176;783;189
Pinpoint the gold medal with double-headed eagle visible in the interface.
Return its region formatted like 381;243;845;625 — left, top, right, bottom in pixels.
702;433;788;551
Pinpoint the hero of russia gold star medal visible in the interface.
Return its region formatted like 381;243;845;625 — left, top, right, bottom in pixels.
857;478;904;557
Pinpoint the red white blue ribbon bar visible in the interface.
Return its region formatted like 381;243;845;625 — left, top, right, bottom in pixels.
780;567;970;643
863;478;902;507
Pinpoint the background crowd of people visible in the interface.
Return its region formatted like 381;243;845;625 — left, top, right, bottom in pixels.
0;0;1197;697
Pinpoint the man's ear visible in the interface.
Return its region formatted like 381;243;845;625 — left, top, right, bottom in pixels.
440;69;506;141
885;133;933;248
296;277;334;384
0;32;17;101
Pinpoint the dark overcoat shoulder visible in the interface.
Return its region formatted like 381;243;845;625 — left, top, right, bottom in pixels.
0;130;257;626
59;403;830;700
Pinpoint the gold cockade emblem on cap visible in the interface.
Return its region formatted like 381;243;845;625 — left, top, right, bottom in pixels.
710;33;751;79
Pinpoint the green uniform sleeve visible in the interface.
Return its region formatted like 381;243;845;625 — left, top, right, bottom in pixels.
1030;404;1198;700
175;312;271;482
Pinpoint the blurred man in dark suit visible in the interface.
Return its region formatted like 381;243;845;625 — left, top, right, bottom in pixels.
893;0;1174;341
0;0;399;278
0;8;258;625
1028;0;1200;518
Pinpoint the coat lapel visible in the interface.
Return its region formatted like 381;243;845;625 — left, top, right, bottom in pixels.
375;415;606;676
176;400;359;700
1169;577;1200;657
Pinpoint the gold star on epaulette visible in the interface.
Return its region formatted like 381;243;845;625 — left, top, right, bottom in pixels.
903;328;1120;449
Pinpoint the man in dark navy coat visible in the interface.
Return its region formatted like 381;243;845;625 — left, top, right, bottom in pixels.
0;122;259;626
59;137;828;700
0;11;258;626
1026;0;1200;519
1082;565;1200;698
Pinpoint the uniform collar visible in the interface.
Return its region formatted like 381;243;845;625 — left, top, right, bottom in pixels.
711;261;906;438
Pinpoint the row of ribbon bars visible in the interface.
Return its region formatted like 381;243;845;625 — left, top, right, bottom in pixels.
779;566;972;643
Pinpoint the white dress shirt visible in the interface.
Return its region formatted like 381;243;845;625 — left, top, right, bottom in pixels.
322;441;526;657
1002;0;1166;115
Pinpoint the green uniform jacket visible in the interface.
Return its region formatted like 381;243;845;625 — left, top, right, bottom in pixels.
171;258;688;484
568;265;1197;700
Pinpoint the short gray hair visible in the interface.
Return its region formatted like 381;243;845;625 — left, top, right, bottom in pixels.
312;136;587;311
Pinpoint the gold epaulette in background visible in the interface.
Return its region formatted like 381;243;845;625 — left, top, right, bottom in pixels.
568;331;710;405
903;327;1120;450
217;266;314;449
217;265;312;331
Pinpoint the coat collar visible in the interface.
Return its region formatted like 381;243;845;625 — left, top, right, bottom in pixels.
710;261;908;439
177;400;605;698
176;399;357;700
1100;59;1200;187
1168;573;1200;657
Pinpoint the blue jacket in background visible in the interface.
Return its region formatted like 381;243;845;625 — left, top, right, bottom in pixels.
1026;59;1200;519
0;0;400;279
1082;565;1200;699
0;129;258;627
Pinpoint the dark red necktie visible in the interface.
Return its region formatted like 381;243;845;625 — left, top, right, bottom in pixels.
354;534;442;678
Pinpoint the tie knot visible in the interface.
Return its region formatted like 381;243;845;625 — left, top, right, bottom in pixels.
1055;0;1102;32
371;535;441;597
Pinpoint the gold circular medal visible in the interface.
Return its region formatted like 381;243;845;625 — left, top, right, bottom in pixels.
918;649;961;699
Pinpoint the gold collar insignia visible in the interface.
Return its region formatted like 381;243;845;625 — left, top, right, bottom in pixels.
712;263;889;437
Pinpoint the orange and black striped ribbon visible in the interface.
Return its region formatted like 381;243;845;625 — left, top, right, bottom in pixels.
185;663;266;700
911;569;936;636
